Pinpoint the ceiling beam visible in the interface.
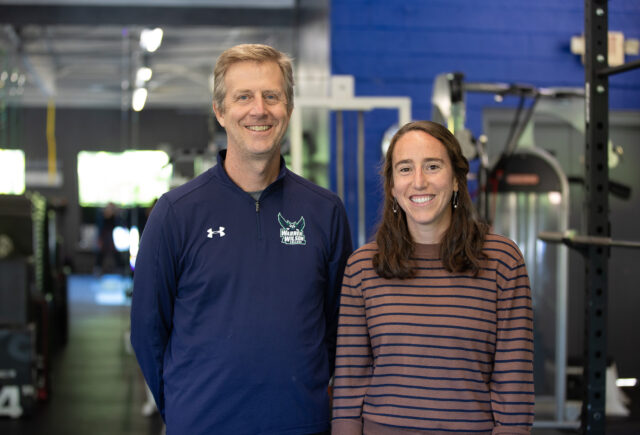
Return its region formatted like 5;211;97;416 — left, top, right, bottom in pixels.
0;5;295;27
2;24;57;97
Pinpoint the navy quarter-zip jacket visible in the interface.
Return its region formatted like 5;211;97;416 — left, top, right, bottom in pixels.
131;150;353;434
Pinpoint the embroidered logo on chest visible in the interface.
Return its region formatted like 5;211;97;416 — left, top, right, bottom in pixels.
277;212;306;246
207;226;225;238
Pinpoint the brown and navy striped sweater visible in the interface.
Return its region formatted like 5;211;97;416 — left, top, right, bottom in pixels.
331;235;534;434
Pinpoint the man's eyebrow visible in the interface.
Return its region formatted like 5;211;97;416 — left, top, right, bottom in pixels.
230;89;283;95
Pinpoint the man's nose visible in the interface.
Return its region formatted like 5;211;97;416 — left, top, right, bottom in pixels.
249;95;266;114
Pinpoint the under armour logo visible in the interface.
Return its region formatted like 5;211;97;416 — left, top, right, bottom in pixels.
207;227;226;238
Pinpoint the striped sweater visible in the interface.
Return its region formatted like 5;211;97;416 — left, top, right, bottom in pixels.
331;235;534;434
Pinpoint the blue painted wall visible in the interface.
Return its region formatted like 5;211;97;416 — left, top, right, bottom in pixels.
329;0;640;246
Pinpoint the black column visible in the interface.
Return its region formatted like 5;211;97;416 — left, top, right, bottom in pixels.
582;1;609;434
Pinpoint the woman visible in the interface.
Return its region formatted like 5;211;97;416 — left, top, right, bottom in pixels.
332;121;534;434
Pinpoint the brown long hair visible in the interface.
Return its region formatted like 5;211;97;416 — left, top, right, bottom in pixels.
373;121;488;278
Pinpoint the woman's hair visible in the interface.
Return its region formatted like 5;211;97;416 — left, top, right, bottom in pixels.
373;120;488;278
213;43;294;114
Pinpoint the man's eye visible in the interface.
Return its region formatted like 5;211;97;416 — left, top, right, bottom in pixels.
264;94;280;103
237;95;250;101
427;164;440;171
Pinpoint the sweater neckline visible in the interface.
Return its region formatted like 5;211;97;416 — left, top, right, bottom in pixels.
414;242;440;258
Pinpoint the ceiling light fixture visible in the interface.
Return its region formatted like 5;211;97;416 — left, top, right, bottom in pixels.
136;67;153;86
140;28;163;53
132;88;148;112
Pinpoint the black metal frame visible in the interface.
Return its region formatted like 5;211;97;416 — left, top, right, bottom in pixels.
582;1;640;433
582;1;609;433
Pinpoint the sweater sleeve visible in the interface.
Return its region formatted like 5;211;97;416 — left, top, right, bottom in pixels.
490;243;535;434
324;200;354;375
331;254;372;435
130;196;179;420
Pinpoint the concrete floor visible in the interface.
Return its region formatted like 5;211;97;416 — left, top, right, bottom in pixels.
0;274;638;434
0;274;163;435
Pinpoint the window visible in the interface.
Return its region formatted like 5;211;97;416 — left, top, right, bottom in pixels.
0;149;26;195
77;150;172;207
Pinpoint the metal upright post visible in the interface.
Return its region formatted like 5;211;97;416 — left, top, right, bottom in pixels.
357;111;365;247
582;1;609;433
336;111;345;201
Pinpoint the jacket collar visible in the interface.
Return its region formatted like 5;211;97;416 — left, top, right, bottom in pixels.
214;149;287;192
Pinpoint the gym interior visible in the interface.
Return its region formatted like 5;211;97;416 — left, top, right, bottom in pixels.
0;1;639;434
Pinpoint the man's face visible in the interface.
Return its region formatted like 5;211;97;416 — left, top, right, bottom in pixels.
213;60;291;160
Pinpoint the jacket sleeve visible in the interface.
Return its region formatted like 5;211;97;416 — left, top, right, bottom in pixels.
130;196;180;420
490;244;535;434
324;200;354;375
331;255;372;435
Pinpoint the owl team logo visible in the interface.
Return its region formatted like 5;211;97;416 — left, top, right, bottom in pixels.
277;213;306;246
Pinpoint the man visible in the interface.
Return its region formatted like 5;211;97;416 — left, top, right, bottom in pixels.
130;44;352;434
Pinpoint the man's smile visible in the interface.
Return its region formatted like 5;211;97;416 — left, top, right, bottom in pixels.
246;125;272;132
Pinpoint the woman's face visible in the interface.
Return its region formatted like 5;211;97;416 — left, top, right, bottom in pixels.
391;130;458;244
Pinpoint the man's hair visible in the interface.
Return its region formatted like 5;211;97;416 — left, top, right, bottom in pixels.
213;44;294;114
373;120;489;279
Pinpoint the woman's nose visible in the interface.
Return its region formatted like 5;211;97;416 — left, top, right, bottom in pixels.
413;170;426;188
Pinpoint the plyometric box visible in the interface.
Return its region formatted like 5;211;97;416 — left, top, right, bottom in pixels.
0;326;36;418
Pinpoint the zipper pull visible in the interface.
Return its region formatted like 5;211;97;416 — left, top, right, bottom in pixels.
255;201;260;213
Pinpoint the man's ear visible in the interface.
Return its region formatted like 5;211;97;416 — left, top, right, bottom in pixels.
212;103;225;127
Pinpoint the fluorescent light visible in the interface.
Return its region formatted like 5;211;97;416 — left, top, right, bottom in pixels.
616;378;637;387
132;87;148;111
136;67;153;84
140;28;163;52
